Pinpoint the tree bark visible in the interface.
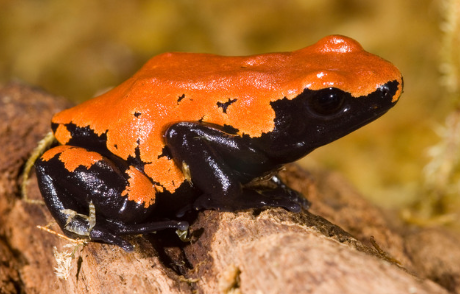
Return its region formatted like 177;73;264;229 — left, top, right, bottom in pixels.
0;82;457;293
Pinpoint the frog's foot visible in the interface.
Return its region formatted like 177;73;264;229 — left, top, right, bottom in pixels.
114;220;189;235
86;219;190;252
60;202;134;251
268;175;311;209
192;188;305;213
89;226;134;252
260;187;311;210
60;201;96;237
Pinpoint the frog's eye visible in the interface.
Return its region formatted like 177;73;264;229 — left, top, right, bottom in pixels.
377;84;391;98
308;88;346;116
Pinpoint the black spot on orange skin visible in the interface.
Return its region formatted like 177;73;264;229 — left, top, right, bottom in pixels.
134;112;141;117
217;98;237;114
127;139;147;172
177;94;186;104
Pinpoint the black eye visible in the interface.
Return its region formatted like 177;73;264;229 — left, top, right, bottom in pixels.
308;88;346;116
378;84;391;99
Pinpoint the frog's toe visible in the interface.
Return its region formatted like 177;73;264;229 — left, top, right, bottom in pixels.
261;188;310;211
90;226;134;252
288;191;310;210
278;201;302;213
299;196;311;210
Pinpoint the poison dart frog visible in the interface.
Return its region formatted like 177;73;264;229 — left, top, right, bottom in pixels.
33;35;403;251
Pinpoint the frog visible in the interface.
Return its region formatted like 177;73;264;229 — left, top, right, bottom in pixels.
32;35;403;251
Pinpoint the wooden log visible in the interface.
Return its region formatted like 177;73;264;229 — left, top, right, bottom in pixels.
0;82;453;293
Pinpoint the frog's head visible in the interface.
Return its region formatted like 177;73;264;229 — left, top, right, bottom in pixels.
268;74;402;161
300;77;402;149
281;35;403;152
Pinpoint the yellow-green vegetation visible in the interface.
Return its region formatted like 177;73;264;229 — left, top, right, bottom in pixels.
402;0;460;228
0;0;458;229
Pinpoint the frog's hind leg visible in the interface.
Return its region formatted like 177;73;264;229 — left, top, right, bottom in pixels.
35;146;141;250
35;145;187;251
56;200;135;250
37;172;135;250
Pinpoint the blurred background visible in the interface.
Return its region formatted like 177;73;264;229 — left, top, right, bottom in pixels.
1;0;458;227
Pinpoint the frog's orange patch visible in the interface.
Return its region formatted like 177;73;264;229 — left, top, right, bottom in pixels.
121;166;157;208
42;146;103;172
54;124;72;145
41;145;69;162
144;157;185;193
51;35;403;194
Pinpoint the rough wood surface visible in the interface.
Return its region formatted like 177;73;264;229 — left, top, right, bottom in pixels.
0;82;458;293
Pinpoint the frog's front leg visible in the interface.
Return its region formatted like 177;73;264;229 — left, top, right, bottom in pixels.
165;122;308;213
35;145;188;251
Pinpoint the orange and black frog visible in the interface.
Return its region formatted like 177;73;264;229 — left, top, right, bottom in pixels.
31;35;403;251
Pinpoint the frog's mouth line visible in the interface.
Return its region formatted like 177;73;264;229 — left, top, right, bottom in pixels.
351;107;391;130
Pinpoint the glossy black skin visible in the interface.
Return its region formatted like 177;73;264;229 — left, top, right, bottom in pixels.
35;80;400;251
